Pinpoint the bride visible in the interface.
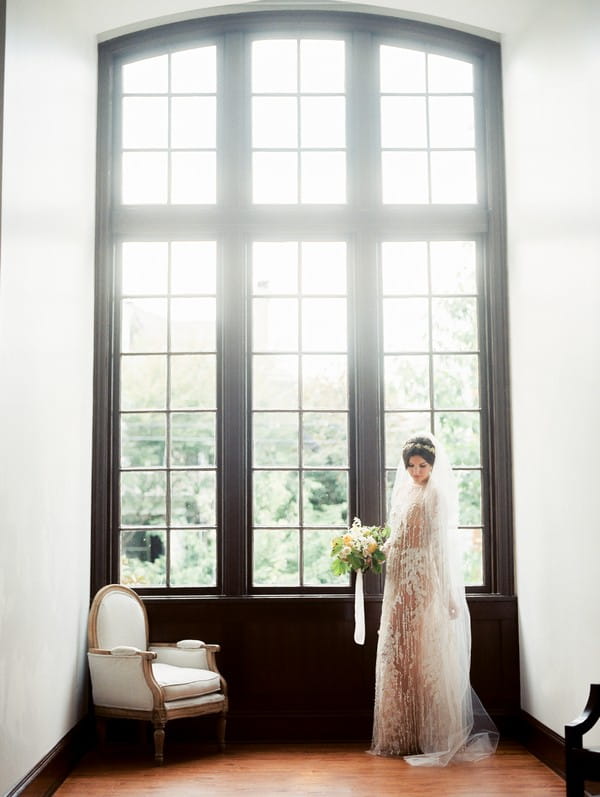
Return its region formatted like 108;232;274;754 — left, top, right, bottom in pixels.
370;433;498;766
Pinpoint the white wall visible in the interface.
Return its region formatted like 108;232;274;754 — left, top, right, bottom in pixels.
503;0;600;742
0;2;97;792
1;0;598;791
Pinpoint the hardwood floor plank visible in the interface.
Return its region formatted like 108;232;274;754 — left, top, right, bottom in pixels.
55;741;564;796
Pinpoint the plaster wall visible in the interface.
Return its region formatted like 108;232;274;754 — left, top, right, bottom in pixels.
0;1;96;791
503;0;600;744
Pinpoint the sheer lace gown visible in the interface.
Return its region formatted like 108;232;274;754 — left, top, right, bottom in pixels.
370;482;470;763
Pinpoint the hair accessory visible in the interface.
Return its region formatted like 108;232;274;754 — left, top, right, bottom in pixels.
403;440;435;455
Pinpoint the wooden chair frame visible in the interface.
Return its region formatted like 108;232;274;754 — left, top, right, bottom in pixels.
565;684;600;797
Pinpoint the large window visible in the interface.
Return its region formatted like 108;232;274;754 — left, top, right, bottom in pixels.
93;11;511;596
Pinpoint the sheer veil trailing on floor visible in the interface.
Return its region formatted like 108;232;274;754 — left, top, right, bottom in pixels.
370;433;499;766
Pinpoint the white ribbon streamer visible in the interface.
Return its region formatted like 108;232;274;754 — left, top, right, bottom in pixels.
354;569;365;645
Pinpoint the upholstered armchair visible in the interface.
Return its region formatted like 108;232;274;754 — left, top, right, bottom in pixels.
87;584;228;764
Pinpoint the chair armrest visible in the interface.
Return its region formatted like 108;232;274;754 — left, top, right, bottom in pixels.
565;684;600;746
150;642;218;670
87;648;162;710
89;647;157;660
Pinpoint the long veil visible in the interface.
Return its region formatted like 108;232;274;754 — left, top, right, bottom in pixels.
388;432;499;766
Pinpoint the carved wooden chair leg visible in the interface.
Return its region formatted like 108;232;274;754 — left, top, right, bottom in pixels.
217;714;227;752
153;721;166;765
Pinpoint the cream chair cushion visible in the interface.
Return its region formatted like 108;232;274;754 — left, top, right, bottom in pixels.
152;662;221;701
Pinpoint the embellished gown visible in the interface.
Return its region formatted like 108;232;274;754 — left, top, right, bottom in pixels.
370;481;472;763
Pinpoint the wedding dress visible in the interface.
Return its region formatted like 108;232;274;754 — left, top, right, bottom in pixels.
370;434;498;766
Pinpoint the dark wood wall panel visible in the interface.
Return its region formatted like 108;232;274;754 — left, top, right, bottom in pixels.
145;594;519;742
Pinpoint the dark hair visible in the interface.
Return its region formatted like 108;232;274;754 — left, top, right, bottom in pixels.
402;436;436;468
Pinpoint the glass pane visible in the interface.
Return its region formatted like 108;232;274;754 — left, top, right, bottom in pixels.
171;97;216;149
385;411;431;469
430;151;476;204
122;242;168;296
122;55;168;94
301;298;347;352
385;469;396;511
253;528;299;586
252;40;297;93
253;242;298;295
171;152;216;204
171;47;216;93
171;241;217;294
301;97;345;147
436;411;480;467
253;298;298;351
300;39;345;92
121;412;166;467
122;97;168;149
301;152;346;204
171;412;216;466
302;470;348;525
121;530;166;586
381;96;427;148
381;242;428;295
121;471;166;526
383;298;429;352
385;355;430;410
170;529;217;586
253;470;299;525
428;54;473;93
429;96;475;148
122;97;169;149
301;242;346;294
122;152;168;204
121;355;166;410
253;354;299;409
382;151;428;204
432;297;478;351
304;529;348;586
122;298;168;353
253;97;298;148
253;152;298;204
433;354;479;409
457;470;482;526
253;412;299;466
170;354;215;409
303;412;347;467
380;46;426;93
459;528;483;586
170;470;216;525
302;354;347;410
430;241;476;294
170;297;216;351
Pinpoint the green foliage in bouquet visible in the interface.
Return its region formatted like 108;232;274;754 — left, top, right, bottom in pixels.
330;517;390;576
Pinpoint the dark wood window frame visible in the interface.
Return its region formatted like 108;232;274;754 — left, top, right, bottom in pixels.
91;10;512;600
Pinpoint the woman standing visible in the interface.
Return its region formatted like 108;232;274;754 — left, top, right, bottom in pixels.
370;434;498;765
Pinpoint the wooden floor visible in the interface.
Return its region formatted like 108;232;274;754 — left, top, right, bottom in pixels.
55;740;564;796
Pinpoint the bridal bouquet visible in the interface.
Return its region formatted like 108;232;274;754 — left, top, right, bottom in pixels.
330;517;389;576
331;518;389;646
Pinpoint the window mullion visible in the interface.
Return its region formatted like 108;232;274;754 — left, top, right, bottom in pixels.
347;30;379;207
219;31;250;595
220;30;250;209
348;31;385;596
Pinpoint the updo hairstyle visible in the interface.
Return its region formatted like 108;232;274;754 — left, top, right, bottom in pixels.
402;436;436;468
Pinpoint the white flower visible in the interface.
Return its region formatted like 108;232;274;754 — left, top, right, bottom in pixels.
339;545;352;561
